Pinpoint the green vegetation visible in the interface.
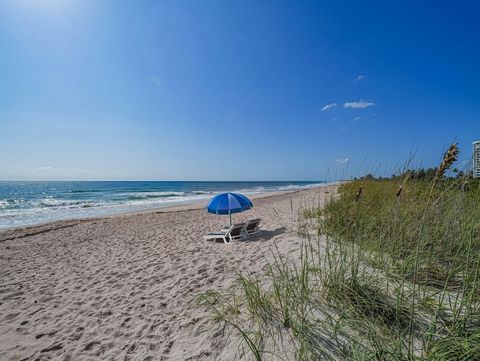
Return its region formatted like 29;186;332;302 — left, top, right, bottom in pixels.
199;145;480;360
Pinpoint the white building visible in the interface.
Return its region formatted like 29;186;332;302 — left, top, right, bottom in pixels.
474;141;480;178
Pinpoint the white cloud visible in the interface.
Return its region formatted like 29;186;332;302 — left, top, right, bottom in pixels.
321;103;337;111
34;166;61;172
344;100;375;109
355;74;366;81
335;158;349;164
352;116;362;122
151;75;162;86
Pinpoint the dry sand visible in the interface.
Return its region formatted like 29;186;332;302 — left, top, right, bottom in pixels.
0;185;335;361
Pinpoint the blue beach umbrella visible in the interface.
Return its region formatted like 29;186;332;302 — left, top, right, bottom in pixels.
207;192;253;226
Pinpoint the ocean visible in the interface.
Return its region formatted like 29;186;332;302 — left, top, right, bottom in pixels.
0;181;324;229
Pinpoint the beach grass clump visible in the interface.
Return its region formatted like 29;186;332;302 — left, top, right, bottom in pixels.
320;178;480;290
316;176;480;359
199;155;480;359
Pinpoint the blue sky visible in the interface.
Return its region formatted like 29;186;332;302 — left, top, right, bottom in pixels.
1;0;479;181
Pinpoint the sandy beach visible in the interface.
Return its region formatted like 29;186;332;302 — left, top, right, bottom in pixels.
0;185;334;361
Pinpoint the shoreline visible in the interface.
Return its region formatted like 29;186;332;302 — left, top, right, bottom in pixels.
0;182;336;237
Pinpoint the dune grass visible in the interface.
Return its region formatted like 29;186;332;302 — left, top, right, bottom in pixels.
199;161;480;359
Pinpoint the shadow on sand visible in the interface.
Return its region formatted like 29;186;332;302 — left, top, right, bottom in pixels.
244;227;287;242
208;227;287;244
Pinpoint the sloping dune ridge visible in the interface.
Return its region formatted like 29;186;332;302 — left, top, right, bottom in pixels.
0;186;335;360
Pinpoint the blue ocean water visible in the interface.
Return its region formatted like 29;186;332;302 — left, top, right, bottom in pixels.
0;181;324;229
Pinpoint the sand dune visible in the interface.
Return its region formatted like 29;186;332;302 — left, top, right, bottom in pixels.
0;186;333;361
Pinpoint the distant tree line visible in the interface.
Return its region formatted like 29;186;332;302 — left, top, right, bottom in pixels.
353;143;479;188
354;167;473;182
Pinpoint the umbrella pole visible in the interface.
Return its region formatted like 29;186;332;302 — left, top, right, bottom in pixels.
229;212;232;226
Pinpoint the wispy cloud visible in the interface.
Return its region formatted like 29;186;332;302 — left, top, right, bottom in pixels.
344;100;375;109
35;166;60;172
352;116;362;122
151;75;162;86
355;74;366;82
335;158;350;164
321;103;337;111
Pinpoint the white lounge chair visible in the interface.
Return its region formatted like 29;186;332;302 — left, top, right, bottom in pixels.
203;223;246;244
244;218;261;237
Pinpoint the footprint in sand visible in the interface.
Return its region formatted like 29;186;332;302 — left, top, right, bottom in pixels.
3;312;20;321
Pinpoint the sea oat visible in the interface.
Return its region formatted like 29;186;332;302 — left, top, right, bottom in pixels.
396;185;403;198
355;186;364;201
435;143;459;181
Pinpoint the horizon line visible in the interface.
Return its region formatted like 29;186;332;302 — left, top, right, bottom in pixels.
0;179;327;182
